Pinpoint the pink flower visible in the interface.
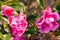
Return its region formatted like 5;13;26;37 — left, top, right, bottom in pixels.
36;6;59;33
2;5;14;17
8;13;27;37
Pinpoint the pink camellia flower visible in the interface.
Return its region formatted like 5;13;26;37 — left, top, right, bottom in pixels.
36;6;59;33
8;13;27;37
2;5;14;17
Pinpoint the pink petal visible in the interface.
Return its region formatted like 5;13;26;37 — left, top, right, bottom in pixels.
51;12;59;21
45;17;54;24
49;23;53;28
43;6;52;15
8;17;13;24
48;17;54;22
51;22;59;31
35;17;44;28
39;26;50;33
39;22;50;33
45;18;51;24
2;5;14;17
17;30;23;37
39;27;45;33
13;35;25;40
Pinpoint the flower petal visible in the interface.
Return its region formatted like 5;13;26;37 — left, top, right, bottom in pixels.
45;18;51;24
39;26;50;33
51;22;59;31
49;23;53;28
43;6;52;15
35;17;44;28
45;17;54;24
39;22;50;33
2;5;14;17
51;12;59;21
48;17;54;22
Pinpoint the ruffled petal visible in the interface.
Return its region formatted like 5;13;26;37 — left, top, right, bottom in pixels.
45;18;51;24
51;22;59;31
51;12;59;21
35;17;44;28
39;26;50;33
2;5;14;17
48;17;54;22
39;22;50;33
8;17;13;24
43;6;52;15
49;23;53;28
45;17;54;24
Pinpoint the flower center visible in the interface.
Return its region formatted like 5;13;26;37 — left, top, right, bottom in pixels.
6;9;12;14
45;12;49;18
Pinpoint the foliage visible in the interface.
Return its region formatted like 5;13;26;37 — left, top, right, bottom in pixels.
0;0;60;40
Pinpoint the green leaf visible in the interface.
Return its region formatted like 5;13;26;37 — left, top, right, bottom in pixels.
4;21;8;29
25;26;35;34
5;34;11;40
39;0;43;6
4;1;25;12
10;2;25;12
25;29;35;34
27;15;37;22
56;6;60;11
1;16;8;22
0;17;2;21
0;32;4;40
10;3;21;11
